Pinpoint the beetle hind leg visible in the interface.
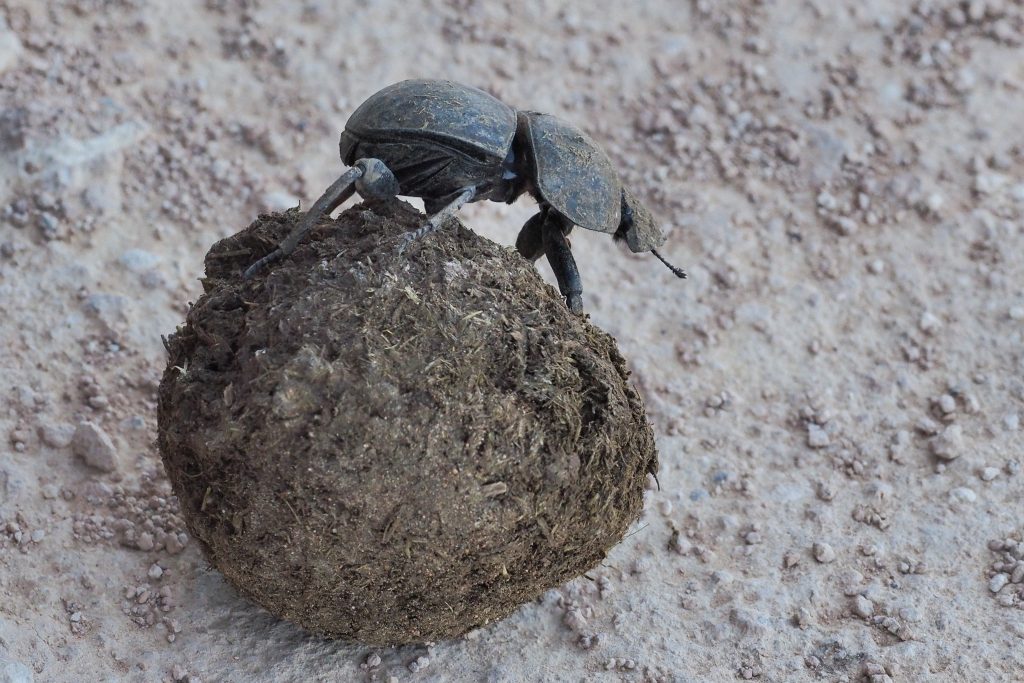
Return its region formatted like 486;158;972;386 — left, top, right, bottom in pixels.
397;186;476;254
542;215;584;314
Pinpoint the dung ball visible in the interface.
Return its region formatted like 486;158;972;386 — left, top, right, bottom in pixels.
157;200;657;645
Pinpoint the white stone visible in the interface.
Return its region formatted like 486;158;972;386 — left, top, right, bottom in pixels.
0;19;23;75
71;422;119;472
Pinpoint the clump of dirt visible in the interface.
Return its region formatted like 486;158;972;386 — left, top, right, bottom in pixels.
157;200;657;645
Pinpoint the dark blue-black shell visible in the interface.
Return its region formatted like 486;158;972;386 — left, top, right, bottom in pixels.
341;80;517;165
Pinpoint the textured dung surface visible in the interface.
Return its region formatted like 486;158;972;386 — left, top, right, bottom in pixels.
157;200;656;644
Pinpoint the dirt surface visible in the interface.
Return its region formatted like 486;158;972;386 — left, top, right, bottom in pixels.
1;1;1022;681
158;201;654;645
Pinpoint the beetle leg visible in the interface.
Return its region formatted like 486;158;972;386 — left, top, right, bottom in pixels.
515;212;546;262
542;215;584;314
243;166;363;280
353;158;400;200
397;186;476;254
244;158;401;280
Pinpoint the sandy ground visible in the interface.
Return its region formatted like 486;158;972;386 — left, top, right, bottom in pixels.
1;1;1023;681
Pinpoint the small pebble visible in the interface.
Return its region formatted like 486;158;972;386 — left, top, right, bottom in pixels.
989;573;1009;593
949;487;976;504
916;417;942;436
853;595;874;618
980;467;999;482
87;394;110;410
839;569;865;596
38;423;75;448
148;564;164;580
71;421;119;472
165;533;186;554
930;425;963;461
864;661;892;683
919;311;940;334
807;424;830;449
136;532;155;551
813;542;836;563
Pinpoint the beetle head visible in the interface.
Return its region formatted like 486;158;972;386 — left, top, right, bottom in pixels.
615;187;666;253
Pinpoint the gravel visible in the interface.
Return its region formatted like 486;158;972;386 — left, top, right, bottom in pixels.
980;467;1000;482
70;422;119;472
949;487;977;504
852;595;874;618
806;424;830;448
930;425;964;461
0;18;23;75
38;423;75;449
812;542;836;564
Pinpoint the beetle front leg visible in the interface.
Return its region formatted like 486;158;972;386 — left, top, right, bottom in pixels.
542;215;584;314
244;158;399;280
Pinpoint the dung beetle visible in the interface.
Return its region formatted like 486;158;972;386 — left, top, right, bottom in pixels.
244;79;686;312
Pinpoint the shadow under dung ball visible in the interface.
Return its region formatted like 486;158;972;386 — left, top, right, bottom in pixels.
157;200;657;645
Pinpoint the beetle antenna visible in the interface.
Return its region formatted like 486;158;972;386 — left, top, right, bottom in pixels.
651;249;687;279
243;166;363;280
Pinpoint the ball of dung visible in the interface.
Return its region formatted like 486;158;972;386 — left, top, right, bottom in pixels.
157;200;657;645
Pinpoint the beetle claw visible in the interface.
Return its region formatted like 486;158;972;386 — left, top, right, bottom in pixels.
243;249;284;280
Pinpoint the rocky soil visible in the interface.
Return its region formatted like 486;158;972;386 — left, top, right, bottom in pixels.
1;1;1022;682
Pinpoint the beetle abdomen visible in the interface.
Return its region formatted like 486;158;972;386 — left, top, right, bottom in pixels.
519;112;621;233
343;80;517;165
